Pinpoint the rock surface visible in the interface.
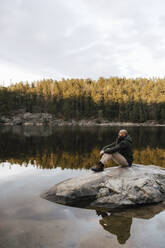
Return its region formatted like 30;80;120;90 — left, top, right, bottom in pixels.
42;164;165;210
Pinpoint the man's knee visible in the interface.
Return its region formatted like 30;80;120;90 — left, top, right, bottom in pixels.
100;153;112;165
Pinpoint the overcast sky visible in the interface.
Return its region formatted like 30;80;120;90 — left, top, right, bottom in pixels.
1;0;165;85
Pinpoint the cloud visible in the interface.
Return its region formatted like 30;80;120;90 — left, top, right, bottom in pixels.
0;0;165;83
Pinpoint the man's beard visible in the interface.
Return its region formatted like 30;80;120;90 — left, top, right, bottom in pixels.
117;136;125;142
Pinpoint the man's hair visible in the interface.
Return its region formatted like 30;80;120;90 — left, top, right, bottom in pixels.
119;129;128;135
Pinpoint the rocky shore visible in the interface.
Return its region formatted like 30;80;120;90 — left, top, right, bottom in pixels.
0;112;164;127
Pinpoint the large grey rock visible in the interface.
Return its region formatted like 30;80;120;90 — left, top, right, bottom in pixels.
42;164;165;210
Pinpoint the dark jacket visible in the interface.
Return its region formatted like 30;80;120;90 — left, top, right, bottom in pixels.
102;135;133;165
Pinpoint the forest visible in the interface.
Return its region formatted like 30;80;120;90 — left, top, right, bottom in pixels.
0;77;164;123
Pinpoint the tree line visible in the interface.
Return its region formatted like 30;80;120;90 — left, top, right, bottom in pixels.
0;77;165;122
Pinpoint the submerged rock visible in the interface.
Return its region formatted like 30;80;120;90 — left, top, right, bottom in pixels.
42;164;165;210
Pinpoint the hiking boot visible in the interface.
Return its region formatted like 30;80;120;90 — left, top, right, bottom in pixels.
91;161;104;172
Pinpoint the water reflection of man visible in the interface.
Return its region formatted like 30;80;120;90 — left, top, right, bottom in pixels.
96;211;132;245
91;129;133;172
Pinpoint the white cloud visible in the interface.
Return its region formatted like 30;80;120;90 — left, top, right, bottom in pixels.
0;162;33;180
0;0;165;83
0;61;44;86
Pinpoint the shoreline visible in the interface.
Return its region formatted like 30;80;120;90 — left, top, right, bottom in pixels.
0;112;164;127
1;120;165;127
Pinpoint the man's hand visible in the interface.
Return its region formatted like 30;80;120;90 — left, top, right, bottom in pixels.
100;150;104;157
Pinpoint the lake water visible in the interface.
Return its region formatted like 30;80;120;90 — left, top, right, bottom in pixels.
0;125;165;248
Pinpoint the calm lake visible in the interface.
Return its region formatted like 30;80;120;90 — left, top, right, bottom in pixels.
0;125;165;248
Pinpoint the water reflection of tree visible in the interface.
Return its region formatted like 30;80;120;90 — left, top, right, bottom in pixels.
0;147;165;170
0;127;164;169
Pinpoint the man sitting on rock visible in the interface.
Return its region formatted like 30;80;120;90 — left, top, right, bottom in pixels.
91;129;133;172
